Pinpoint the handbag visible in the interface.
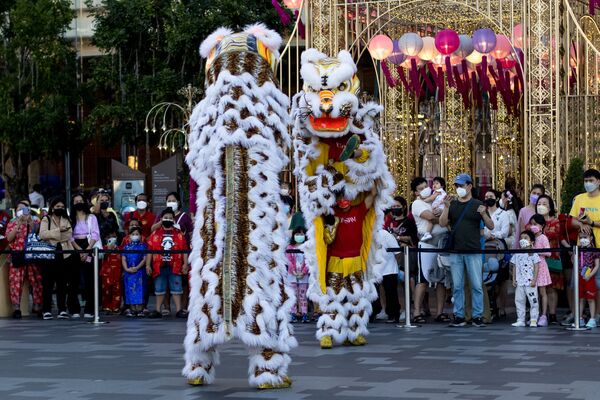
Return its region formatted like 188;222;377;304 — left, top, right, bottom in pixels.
443;199;473;251
10;225;29;267
546;258;563;272
25;217;56;261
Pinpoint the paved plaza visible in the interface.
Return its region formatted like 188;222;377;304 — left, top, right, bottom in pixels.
1;316;600;400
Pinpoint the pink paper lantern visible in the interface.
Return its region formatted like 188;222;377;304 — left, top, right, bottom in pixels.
513;24;523;48
369;34;393;60
491;34;512;60
435;29;460;55
283;0;303;10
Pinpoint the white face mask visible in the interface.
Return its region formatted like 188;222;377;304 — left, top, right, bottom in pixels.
584;182;598;193
130;234;141;243
420;187;432;198
166;201;178;212
136;201;147;210
580;238;591;247
537;205;549;216
16;209;24;218
280;189;289;196
107;237;117;246
519;239;531;248
456;187;468;198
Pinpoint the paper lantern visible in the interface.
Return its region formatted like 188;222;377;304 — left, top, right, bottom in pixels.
283;0;302;10
513;23;523;48
454;35;474;58
491;34;512;59
368;34;393;60
398;32;423;57
473;28;497;54
418;37;438;61
435;29;460;55
466;50;484;64
387;40;406;65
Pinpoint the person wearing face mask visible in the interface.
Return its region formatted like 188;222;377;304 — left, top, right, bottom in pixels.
146;208;189;318
527;214;552;326
151;192;193;246
100;231;123;313
499;190;519;248
93;191;120;245
6;200;42;319
483;190;510;242
575;231;600;328
286;227;310;323
570;169;600;246
515;184;545;248
510;231;541;327
124;193;155;239
440;173;494;328
69;194;101;318
39;198;76;320
534;195;563;325
280;182;295;217
122;226;149;317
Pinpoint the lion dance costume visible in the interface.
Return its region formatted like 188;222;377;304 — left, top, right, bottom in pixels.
293;49;395;349
183;25;297;389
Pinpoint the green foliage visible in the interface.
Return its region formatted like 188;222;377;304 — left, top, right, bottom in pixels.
561;157;585;214
85;0;285;147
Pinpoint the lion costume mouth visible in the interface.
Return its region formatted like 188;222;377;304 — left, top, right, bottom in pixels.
309;116;349;132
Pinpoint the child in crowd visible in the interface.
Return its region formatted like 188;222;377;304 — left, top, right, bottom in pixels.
122;226;148;317
286;227;309;323
511;231;540;327
577;231;599;328
100;231;122;313
146;208;189;318
529;214;552;326
421;177;447;241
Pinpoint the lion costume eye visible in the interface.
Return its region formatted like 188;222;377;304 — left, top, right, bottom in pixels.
338;82;348;91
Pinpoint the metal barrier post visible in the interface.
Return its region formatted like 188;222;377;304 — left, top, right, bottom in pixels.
568;245;588;331
89;247;107;325
399;245;417;328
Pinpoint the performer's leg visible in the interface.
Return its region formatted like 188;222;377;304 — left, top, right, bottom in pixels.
345;279;375;344
315;283;348;346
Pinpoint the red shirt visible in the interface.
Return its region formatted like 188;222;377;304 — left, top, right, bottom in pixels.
124;210;155;239
329;202;368;258
100;249;122;282
147;227;187;277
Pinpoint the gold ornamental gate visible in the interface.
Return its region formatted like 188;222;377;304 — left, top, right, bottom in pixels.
278;0;600;202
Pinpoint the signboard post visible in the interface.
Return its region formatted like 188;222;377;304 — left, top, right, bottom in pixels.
111;160;145;215
152;156;178;215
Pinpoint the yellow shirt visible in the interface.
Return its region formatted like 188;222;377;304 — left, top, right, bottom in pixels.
569;193;600;247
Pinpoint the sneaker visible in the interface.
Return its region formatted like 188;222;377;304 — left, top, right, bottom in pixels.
472;317;486;327
148;310;161;319
512;321;526;327
586;318;597;328
399;311;406;321
420;232;433;242
301;314;309;323
449;316;466;327
84;313;93;319
43;312;53;320
290;313;298;323
375;310;387;320
530;320;538;327
560;313;574;326
57;311;70;319
538;315;548;327
124;309;134;318
549;314;558;325
176;310;188;319
12;310;22;319
161;308;171;317
71;313;80;318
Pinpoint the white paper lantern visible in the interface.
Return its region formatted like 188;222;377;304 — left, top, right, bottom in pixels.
418;37;438;61
398;32;423;57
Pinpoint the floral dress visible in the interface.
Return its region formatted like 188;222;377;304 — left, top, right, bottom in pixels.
544;218;564;290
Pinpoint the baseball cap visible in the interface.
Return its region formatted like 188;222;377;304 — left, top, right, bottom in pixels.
454;173;473;185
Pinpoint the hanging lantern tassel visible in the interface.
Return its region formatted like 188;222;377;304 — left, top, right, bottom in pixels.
410;58;422;97
428;63;445;102
420;65;436;93
381;60;397;88
396;66;412;94
294;10;305;39
471;72;482;109
445;56;455;87
512;76;521;115
490;86;498;110
481;56;491;92
272;0;292;25
516;63;524;89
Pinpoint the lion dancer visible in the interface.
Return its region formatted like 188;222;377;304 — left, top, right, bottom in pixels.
293;49;395;349
183;25;296;389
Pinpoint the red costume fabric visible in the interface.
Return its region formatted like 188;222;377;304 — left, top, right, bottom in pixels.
147;227;187;278
124;210;156;239
101;250;122;311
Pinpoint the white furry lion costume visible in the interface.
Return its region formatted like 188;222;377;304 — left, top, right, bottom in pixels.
182;24;297;389
293;49;395;347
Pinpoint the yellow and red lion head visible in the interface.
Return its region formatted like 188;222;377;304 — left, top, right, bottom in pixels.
296;49;361;137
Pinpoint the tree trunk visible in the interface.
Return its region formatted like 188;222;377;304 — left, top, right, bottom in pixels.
3;150;30;207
